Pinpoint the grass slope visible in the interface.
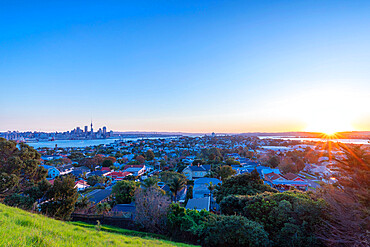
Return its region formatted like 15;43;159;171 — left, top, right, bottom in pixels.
0;204;195;247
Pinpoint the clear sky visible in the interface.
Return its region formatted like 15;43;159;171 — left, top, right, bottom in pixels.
1;0;370;133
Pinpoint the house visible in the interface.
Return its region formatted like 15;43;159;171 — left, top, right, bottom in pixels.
106;171;132;181
75;180;90;191
283;173;305;181
232;166;251;175
41;165;60;179
261;168;281;177
71;166;90;178
182;165;211;180
123;165;146;176
264;172;286;183
193;177;221;199
88;170;106;177
101;167;111;173
264;172;308;191
86;188;112;205
111;202;136;219
41;155;62;161
58;164;74;176
186;197;210;211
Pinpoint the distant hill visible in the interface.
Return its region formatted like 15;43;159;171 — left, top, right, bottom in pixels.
0;203;195;247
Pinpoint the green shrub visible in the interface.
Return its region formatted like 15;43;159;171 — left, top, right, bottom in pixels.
167;203;214;243
202;215;269;247
167;204;270;246
214;170;277;203
220;190;325;246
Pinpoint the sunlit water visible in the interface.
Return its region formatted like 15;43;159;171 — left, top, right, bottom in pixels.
25;135;370;149
259;136;370;145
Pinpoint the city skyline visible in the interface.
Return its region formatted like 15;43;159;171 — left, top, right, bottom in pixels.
1;1;370;133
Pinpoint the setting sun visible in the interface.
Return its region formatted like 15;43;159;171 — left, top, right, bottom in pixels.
305;117;354;135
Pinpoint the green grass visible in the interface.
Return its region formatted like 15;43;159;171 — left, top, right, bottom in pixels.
0;203;196;247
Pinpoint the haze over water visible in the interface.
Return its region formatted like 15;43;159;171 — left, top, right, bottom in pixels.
1;1;369;133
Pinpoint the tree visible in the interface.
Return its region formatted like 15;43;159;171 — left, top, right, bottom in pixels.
96;202;111;214
314;144;370;246
203;215;270;247
41;175;78;220
102;159;114;167
134;187;171;234
220;191;325;246
167;203;214;243
141;176;160;189
0;138;47;197
104;156;117;163
112;180;139;204
208;153;216;161
316;185;369;246
185;185;193;205
218;165;236;181
4;179;51;210
207;182;216;203
207;164;237;181
136;155;146;164
145;150;155;161
279;157;297;174
267;156;280;168
159;160;166;170
87;175;106;186
225;157;240;166
80;155;103;171
169;176;186;202
68;152;85;162
192;159;204;166
332;144;370;206
75;195;93;213
214;169;277;203
160;171;186;184
167;204;269;246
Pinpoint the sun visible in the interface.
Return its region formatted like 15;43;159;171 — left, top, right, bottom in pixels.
322;129;337;136
294;87;362;136
304;117;354;136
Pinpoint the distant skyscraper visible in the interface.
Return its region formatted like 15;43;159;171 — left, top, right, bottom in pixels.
90;121;93;133
84;126;88;133
103;126;107;135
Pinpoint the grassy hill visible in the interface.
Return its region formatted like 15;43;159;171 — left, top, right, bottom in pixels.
0;203;195;247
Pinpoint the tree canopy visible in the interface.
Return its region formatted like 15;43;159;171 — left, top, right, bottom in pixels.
0;138;47;197
112;180;139;204
41;175;78;220
214;169;277;203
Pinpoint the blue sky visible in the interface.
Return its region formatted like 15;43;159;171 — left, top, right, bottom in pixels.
1;1;369;133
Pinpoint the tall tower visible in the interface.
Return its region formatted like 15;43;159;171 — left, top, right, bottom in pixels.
90;120;93;133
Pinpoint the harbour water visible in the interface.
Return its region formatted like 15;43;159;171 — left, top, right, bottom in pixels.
259;136;370;145
25;135;370;149
27;137;175;149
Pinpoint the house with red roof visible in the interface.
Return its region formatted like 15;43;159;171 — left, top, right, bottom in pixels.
264;172;308;191
101;167;111;175
283;173;305;181
106;171;132;181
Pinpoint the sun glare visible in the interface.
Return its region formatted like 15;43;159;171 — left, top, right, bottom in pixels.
304;117;354;136
297;89;362;136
